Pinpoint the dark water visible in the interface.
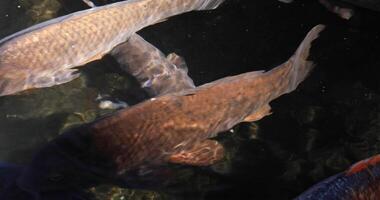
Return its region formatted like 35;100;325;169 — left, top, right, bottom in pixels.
1;0;380;199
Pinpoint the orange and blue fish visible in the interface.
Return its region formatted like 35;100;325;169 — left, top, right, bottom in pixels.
295;154;380;200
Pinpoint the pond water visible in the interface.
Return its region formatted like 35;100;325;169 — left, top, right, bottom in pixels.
1;0;380;199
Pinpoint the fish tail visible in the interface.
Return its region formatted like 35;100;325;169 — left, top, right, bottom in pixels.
267;25;325;97
289;24;325;90
196;0;225;10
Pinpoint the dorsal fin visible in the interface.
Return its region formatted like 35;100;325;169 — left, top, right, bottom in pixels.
346;154;380;175
111;34;195;96
167;53;188;72
243;104;272;122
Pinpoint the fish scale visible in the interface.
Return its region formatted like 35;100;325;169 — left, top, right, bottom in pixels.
86;25;324;174
0;0;224;96
0;24;322;197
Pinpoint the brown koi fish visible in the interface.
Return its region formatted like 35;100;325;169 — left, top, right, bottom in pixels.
0;21;197;200
0;0;224;96
0;25;325;199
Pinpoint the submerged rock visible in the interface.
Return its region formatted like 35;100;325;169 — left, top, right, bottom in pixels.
90;186;171;200
21;0;61;24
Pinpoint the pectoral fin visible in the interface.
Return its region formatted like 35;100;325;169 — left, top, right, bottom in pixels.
111;34;195;96
166;53;188;72
26;68;80;90
168;140;225;166
243;104;272;122
82;0;96;7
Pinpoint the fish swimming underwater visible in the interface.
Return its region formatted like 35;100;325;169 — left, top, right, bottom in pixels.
0;24;195;200
0;0;223;96
0;16;195;198
0;24;324;199
295;154;380;200
99;33;196;108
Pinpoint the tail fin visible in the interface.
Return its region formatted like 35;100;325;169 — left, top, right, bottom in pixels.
268;25;325;96
197;0;225;10
291;25;325;88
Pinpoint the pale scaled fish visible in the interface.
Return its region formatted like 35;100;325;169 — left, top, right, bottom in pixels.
0;18;199;200
0;0;224;96
99;33;196;109
80;0;196;96
111;33;196;97
0;25;326;198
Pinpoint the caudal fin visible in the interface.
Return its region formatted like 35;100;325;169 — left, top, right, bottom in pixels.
290;24;325;89
196;0;225;10
268;25;325;96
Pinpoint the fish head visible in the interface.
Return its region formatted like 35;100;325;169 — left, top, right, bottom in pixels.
17;128;113;196
0;162;26;198
0;162;38;199
0;161;24;186
17;146;85;192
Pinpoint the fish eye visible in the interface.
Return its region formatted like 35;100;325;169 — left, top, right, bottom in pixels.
48;173;64;182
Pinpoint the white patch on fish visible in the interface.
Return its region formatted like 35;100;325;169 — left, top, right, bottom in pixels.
99;100;128;110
